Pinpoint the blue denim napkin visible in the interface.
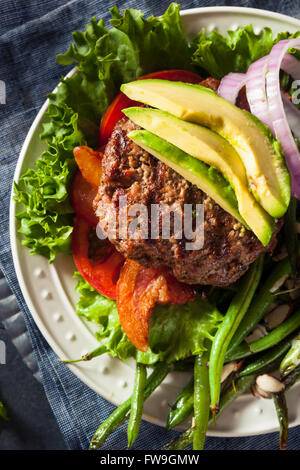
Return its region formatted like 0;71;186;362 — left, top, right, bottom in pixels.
1;0;300;450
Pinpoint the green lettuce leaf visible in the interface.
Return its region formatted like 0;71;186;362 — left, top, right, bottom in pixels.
75;274;222;364
75;273;159;364
149;296;222;362
14;103;83;261
191;26;300;79
75;273;134;361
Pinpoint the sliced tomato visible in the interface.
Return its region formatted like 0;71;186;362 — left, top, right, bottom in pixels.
73;146;103;188
72;216;124;299
71;145;103;227
116;260;196;351
99;69;203;146
99;94;142;148
70;170;98;227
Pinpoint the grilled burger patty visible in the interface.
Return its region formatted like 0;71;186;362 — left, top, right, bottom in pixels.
94;80;280;286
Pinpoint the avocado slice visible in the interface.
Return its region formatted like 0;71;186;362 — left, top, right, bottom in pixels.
124;107;274;246
128;128;245;226
121;79;291;218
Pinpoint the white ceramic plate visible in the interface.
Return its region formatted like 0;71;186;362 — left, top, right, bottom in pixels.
10;7;300;437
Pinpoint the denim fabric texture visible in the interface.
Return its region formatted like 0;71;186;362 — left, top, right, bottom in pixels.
0;0;300;450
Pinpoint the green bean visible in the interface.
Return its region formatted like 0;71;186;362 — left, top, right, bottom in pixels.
169;340;278;433
166;377;194;431
282;364;300;389
89;397;131;450
213;374;256;420
284;196;298;278
169;341;290;436
89;362;170;450
273;365;300;451
226;313;300;361
272;364;300;451
227;257;291;356
127;362;147;448
162;374;256;450
163;427;194;451
280;334;300;376
239;338;293;377
59;344;107;363
168;345;283;435
163;365;300;451
193;351;210;450
167;338;291;437
209;256;264;414
273;391;289;450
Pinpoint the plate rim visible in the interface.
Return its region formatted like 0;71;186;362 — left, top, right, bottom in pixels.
9;5;300;439
180;5;300;28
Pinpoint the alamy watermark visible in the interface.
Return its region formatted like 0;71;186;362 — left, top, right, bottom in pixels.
0;340;5;364
96;197;205;250
291;80;300;105
0;80;6;104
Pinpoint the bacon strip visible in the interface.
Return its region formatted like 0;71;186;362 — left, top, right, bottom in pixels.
116;260;195;351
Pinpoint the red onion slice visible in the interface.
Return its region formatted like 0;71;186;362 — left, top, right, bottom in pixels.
245;56;274;131
281;53;300;80
217;73;246;104
266;39;300;197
